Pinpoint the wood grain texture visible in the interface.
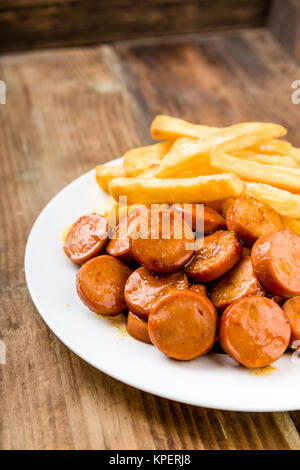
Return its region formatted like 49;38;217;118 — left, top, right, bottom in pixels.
0;0;271;52
268;0;300;62
0;28;300;450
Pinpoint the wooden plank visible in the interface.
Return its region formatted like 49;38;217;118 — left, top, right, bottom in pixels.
114;28;300;142
0;0;271;52
268;0;300;62
0;29;300;450
0;46;144;450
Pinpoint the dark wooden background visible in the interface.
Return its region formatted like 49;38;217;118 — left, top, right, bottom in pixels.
0;0;271;52
1;0;300;452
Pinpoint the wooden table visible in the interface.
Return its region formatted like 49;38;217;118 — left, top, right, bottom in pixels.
1;26;300;450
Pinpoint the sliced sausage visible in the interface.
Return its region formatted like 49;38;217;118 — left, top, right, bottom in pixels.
185;230;242;283
64;214;109;264
130;209;195;273
226;196;284;247
282;296;300;349
125;266;188;320
219;296;291;368
210;256;265;310
148;291;218;360
106;215;132;262
190;283;207;297
173;204;226;234
127;312;152;344
251;229;300;297
107;207;148;263
76;255;132;316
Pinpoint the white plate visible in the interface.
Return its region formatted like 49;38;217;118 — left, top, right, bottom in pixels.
25;159;300;412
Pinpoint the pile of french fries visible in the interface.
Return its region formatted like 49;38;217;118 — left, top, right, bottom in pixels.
94;115;300;235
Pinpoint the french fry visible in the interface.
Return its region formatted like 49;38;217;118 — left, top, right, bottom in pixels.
282;216;300;236
290;147;300;163
233;150;300;168
109;174;244;205
123;141;172;176
94;197;120;226
139;165;160;177
151;115;218;140
95;165;125;192
174;167;218;178
244;182;300;218
211;141;300;193
157;137;219;178
158;122;286;178
250;139;292;155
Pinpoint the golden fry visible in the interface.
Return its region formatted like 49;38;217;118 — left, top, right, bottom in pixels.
109;174;244;205
233;150;300;168
94;197;120;226
95;165;125;192
250;139;291;155
282;217;300;236
151;115;218;140
244;182;300;218
158;122;286;178
211;145;300;192
157;137;218;178
123;141;172;176
138;165;160;177
290;147;300;163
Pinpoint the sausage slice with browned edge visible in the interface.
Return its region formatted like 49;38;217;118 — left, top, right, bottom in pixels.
211;256;265;310
148;291;218;360
185;230;242;283
107;207;148;263
125;266;188;320
282;296;300;349
173;204;226;233
76;255;132;316
127;312;152;344
251;229;300;297
226;197;284;247
219;296;291;368
130;209;195;273
64;213;109;264
190;283;207;297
